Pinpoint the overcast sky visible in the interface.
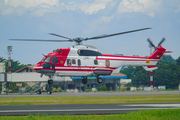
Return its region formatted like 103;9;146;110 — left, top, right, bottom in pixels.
0;0;180;65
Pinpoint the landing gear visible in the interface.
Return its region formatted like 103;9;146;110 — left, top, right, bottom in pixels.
48;80;53;84
82;77;87;84
47;90;52;95
97;76;103;83
36;90;42;94
48;75;54;84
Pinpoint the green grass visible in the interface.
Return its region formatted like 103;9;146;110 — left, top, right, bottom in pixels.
0;94;180;105
0;109;180;120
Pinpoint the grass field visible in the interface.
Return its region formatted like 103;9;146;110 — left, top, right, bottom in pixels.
0;94;180;119
0;109;180;120
0;94;180;105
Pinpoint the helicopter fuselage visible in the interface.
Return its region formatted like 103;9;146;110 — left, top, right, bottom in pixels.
34;45;166;80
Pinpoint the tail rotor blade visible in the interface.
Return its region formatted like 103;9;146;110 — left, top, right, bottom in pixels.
147;38;156;49
158;37;165;47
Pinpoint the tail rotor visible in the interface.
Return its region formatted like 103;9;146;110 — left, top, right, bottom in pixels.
147;37;166;52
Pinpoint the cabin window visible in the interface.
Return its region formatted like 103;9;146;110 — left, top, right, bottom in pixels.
77;50;102;56
72;59;76;64
94;60;98;65
55;58;58;63
44;57;51;63
106;60;110;67
52;58;55;63
67;59;71;66
78;59;81;66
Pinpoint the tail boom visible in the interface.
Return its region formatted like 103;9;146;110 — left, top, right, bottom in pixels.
143;46;166;71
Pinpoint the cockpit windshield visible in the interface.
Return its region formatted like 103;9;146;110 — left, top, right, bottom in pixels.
41;57;46;62
44;57;51;62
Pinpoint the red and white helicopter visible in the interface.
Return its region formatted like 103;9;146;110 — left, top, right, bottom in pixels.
10;28;169;85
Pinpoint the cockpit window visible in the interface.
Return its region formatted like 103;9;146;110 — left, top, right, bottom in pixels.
41;57;46;62
44;57;51;62
77;50;102;56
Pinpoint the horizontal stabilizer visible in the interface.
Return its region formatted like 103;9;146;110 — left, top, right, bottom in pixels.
165;51;172;53
143;65;158;71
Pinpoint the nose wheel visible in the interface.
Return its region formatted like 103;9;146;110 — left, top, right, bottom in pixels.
36;90;42;94
48;80;53;84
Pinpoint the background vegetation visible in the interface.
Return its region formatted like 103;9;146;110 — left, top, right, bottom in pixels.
121;55;180;89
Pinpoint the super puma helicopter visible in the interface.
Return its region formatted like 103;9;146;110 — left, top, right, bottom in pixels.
10;28;168;85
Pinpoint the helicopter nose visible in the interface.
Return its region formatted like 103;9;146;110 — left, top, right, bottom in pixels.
34;63;42;71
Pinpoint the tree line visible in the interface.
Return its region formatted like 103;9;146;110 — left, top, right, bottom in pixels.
0;57;32;73
121;56;180;89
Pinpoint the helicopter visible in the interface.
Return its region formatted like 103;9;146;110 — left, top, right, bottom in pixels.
10;28;169;85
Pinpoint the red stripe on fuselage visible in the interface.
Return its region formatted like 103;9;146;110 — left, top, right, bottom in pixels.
35;68;113;72
102;54;147;59
100;54;159;62
96;57;158;61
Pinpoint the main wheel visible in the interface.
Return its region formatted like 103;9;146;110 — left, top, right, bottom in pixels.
48;80;53;84
36;90;41;94
97;77;103;83
47;90;52;95
82;78;87;84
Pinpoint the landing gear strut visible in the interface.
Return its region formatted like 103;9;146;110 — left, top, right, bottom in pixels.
82;77;87;84
48;75;53;84
47;75;53;94
97;76;103;83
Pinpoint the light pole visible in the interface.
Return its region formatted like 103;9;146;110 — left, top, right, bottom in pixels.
7;46;12;73
2;46;13;94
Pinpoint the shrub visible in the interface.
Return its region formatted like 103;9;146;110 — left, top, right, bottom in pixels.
57;87;62;92
120;86;126;91
127;87;130;91
98;86;107;91
85;87;92;92
52;87;57;92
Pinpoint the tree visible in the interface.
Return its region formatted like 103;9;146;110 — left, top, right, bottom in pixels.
160;55;176;64
0;57;6;62
176;56;180;66
121;57;180;89
131;67;149;87
0;56;32;72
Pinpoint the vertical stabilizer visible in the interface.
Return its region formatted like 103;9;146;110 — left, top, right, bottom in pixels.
147;46;166;60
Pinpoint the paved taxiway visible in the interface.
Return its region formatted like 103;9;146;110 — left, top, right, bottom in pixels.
0;91;180;98
0;103;180;116
0;91;179;115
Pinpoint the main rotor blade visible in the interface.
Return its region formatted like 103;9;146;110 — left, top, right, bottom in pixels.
147;38;156;48
49;33;71;40
86;27;151;40
9;39;71;42
158;37;165;47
